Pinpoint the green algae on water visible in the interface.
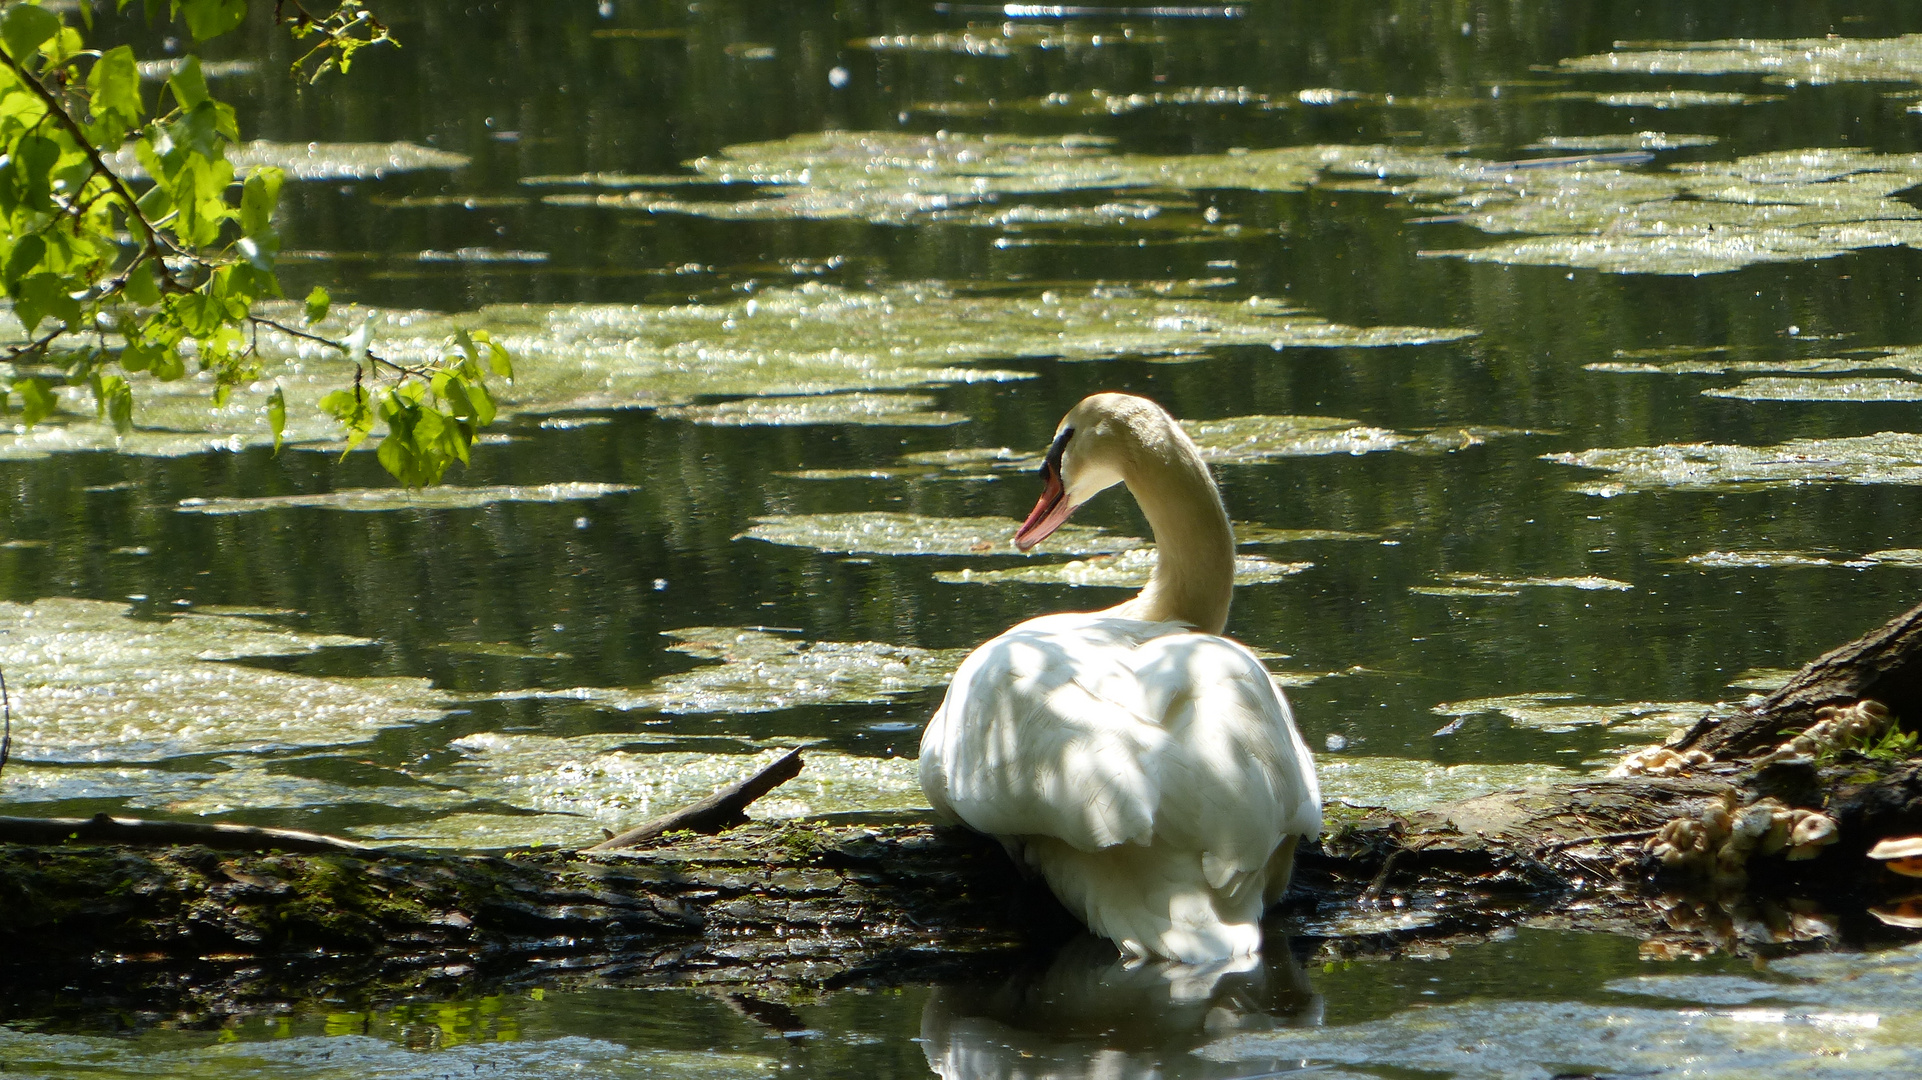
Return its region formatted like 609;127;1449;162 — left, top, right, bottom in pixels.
1702;377;1922;401
1433;693;1710;735
934;548;1312;587
1523;133;1719;152
496;626;965;716
0;598;444;764
0;280;1463;462
420;738;925;847
1546;432;1922;494
1417;572;1634;595
1729;667;1798;692
1186;415;1411;460
111;140;470;181
1588;90;1782;108
174;482;637;515
659;392;965;427
1317;756;1582;811
857;24;1163;57
737;512;1142;557
1684;550;1864;569
1562;35;1922;88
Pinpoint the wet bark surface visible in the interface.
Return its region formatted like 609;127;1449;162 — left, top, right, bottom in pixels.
8;603;1922;1021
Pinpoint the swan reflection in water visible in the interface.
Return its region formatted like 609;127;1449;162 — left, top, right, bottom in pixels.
920;935;1323;1079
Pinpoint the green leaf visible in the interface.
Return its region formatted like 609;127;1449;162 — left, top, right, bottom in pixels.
13;272;79;333
86;45;142;146
239;166;281;237
1;5;62;62
175;0;246;41
13;377;55;426
119;340;157;372
169;293;217;336
93;373;133;434
267;383;285;453
150;345;185;381
15;134;58;212
472;330;513;378
303;286;329;325
167;54;209;109
123;261;160;306
4;234;45;285
320;387;374;452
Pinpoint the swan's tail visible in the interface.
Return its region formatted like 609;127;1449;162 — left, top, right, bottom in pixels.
1020;834;1299;963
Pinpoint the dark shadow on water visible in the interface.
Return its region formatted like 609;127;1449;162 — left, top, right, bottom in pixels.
920;935;1323;1079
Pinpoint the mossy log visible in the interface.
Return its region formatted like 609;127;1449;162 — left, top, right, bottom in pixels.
9;603;1922;1017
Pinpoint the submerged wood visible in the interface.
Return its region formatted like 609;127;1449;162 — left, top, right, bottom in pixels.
7;599;1922;1014
586;746;805;851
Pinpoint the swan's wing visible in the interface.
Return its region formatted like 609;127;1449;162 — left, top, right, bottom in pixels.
1130;634;1322;891
920;614;1178;851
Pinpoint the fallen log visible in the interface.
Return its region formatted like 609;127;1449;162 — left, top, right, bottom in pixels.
6;599;1922;1018
0;812;371;854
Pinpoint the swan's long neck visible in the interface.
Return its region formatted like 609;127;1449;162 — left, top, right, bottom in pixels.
1110;429;1235;635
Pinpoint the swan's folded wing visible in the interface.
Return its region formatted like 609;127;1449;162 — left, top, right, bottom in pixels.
920;616;1176;851
1130;635;1322;890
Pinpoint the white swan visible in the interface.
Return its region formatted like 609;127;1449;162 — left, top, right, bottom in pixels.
919;392;1322;964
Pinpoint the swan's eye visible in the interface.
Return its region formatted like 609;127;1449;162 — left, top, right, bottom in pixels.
1041;426;1073;480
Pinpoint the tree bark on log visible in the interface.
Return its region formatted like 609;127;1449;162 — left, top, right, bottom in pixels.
8;600;1922;1017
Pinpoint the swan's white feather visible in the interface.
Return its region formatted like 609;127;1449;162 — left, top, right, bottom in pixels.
920;609;1321;962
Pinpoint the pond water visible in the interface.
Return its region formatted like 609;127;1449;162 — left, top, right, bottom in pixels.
7;0;1922;1075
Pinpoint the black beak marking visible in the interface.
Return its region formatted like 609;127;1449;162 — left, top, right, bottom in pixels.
1041;427;1073;481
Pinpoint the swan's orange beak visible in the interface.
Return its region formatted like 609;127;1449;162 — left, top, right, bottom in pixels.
1015;470;1072;552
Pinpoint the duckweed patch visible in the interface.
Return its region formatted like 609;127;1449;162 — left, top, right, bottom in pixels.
419;738;925;846
1703;377;1922;401
535;129;1922;274
1545;432;1922;493
0;598;444;764
112;140;470;181
1416;572;1634;595
737;512;1142;556
1562;35;1922;88
0;281;1461;461
1432;693;1709;736
496;626;965;715
175;482;637;514
1684;550;1862;569
659;392;965;427
1587;90;1782;108
856;24;1165;57
933;548;1313;587
1523;133;1719;151
1317;756;1583;811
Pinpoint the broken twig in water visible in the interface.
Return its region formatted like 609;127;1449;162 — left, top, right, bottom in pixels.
585;747;806;852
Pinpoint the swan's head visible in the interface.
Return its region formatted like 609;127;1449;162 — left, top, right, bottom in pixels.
1014;393;1152;552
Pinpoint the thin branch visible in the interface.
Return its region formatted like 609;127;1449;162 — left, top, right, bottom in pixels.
0;46;184;283
586;748;806;852
6;323;73;364
246;313;407;374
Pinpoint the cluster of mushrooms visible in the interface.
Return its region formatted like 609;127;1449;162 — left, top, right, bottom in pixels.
1619;699;1913;884
1644;793;1838;883
1753;699;1894;767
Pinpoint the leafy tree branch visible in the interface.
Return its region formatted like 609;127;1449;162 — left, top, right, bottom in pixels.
0;0;509;485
